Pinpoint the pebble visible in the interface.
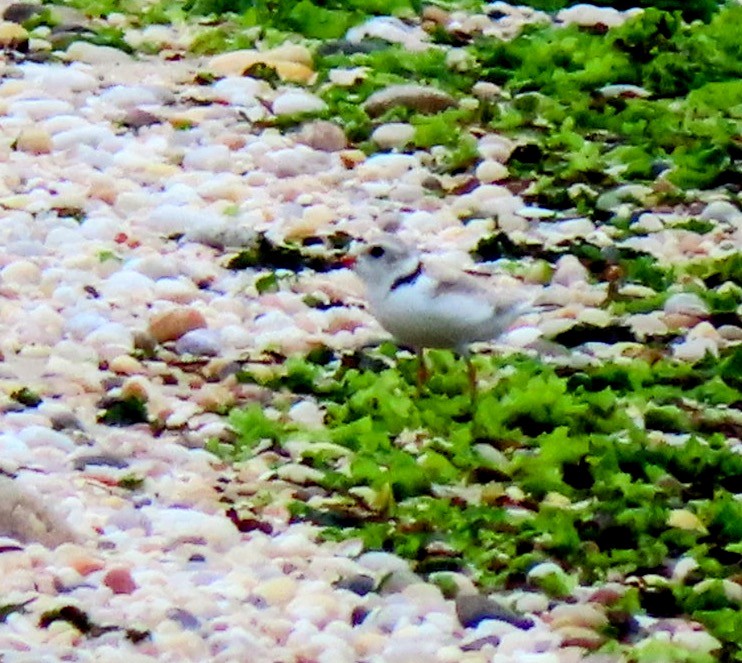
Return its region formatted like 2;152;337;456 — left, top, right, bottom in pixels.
671;630;722;654
296;120;347;152
14;124;52;152
475;160;509;183
663;293;709;317
0;20;27;48
3;3;44;23
65;41;133;65
632;212;664;233
175;328;221;356
700;200;741;226
149;307;208;343
456;594;534;629
208;48;315;83
1;259;42;287
371;123;415;150
272;90;327;116
257;145;332;177
363;84;457;117
556;5;630;28
551;255;589;286
253;576;298;606
182;145;232;172
103;567;138;594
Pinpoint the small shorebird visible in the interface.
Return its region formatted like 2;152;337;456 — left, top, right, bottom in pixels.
345;235;537;393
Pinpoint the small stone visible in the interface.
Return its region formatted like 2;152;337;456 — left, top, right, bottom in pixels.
671;630;722;655
371;123;415;150
422;4;450;27
455;594;534;629
120;376;151;402
209;48;315;83
273;90;327;116
167;608;201;630
673;337;718;362
4;3;44;23
335;574;376;596
56;544;105;575
475;160;508;183
108;355;144;375
14;127;52;154
133;331;158;355
296;120;347;152
72;454;129;471
253;576;297;606
149;307;208;343
121;108;161;130
1;259;42;287
346;16;429;51
557;626;607;649
552;255;589;286
103;567;137;594
549;604;608;630
182;144;231;172
718;325;742;341
663;293;709;317
700;200;741;226
0;20;28;49
363;84;457;117
667;509;707;533
328;67;368;86
174;329;221;356
557;4;627;28
65;40;132;65
632;212;664;233
598;84;651;99
672;557;700;582
472;81;502;100
596;184;652;211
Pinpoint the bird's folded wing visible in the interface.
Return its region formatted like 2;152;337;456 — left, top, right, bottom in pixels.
426;260;538;317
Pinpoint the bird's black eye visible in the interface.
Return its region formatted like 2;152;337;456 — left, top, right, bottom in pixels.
369;245;385;259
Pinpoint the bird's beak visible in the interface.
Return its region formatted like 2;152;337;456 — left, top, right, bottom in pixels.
340;254;357;268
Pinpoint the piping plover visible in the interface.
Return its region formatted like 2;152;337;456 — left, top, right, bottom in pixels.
346;235;537;392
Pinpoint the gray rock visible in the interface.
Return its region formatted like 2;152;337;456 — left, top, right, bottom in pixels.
700;200;741;226
363;84;457;117
335;574;376;596
72;454;129;471
175;328;221;357
3;3;43;23
296;120;347;152
455;593;534;629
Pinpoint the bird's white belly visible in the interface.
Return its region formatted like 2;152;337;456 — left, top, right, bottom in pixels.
370;279;498;351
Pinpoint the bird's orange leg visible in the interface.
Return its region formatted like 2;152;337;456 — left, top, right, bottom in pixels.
466;355;478;406
417;348;428;393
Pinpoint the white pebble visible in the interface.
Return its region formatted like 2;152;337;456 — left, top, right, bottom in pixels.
53;125;114;151
18;427;75;452
257;146;332;177
182;145;232;172
8;98;74;121
371;123;415;150
476;160;508;183
551;255;589;286
213;77;263;105
288;401;325;429
664;293;709;316
272;91;327;116
1;260;42;287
